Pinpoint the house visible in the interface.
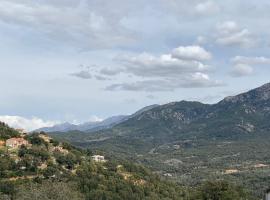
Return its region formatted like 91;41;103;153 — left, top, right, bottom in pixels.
164;173;173;177
92;155;106;162
6;138;28;149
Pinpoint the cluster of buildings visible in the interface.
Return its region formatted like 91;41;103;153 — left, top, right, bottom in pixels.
0;128;29;149
0;137;29;149
5;137;29;148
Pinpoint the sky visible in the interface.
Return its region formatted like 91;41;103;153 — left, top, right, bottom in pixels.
1;0;270;131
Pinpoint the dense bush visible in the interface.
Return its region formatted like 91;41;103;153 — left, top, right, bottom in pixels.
0;181;16;197
26;134;47;147
76;162;187;200
55;152;81;170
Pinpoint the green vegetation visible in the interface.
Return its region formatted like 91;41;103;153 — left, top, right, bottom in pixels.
0;122;256;199
0;122;20;140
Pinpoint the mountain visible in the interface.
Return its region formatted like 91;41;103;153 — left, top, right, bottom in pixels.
35;115;127;133
49;82;270;198
36;104;159;133
35;122;77;133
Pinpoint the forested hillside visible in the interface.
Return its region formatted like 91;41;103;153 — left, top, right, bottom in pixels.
0;122;256;200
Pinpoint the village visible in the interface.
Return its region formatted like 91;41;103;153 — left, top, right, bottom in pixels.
0;127;107;182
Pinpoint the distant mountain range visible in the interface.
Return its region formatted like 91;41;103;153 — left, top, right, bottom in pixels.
48;82;270;197
52;82;270;142
36;104;159;133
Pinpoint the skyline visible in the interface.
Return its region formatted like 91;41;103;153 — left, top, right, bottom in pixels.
1;0;270;130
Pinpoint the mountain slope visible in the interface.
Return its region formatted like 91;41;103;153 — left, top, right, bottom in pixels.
49;82;270;150
115;82;270;141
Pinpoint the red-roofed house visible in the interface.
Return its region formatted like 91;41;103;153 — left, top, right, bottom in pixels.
6;138;28;149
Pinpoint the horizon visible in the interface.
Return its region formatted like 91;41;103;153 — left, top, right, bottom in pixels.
1;1;270;130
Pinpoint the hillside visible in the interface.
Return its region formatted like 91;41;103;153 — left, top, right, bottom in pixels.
49;82;270;197
0;122;255;199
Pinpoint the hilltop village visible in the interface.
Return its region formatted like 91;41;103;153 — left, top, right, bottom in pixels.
0;124;106;182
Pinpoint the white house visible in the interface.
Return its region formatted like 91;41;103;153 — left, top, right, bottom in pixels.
92;155;106;162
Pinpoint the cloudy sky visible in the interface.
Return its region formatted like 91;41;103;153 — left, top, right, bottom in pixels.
1;0;270;130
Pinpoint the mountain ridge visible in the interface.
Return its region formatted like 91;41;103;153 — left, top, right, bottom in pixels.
50;82;270;143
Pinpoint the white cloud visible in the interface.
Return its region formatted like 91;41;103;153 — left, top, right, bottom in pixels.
230;56;270;77
195;1;220;15
115;52;211;78
106;73;223;92
0;0;135;49
230;64;254;77
216;21;256;48
102;46;223;91
217;21;239;35
111;45;213;79
88;115;103;122
71;70;92;79
172;45;212;61
0;116;58;131
232;56;270;65
195;36;207;45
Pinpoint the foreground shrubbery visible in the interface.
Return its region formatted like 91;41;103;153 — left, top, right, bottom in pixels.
0;179;255;200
